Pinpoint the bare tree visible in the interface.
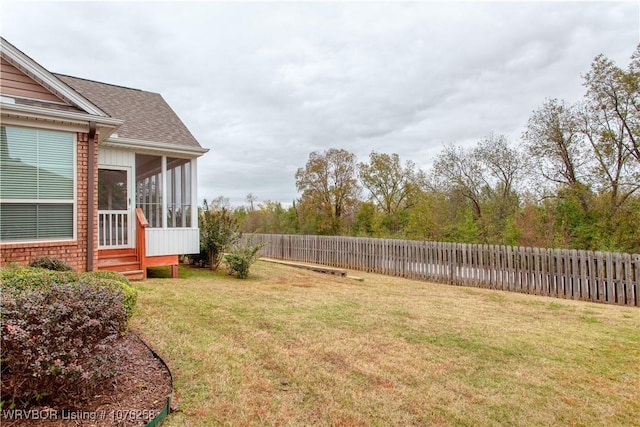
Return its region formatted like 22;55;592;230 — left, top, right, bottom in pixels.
475;133;527;200
523;98;587;187
582;50;640;217
431;135;524;243
432;143;485;220
246;193;257;211
584;46;640;163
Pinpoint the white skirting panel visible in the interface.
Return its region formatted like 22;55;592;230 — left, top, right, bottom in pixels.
145;228;200;257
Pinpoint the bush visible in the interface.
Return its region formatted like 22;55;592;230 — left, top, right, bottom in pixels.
80;270;131;286
223;240;264;279
0;267;78;293
28;257;73;271
0;267;137;321
1;283;127;405
199;199;240;270
80;271;137;321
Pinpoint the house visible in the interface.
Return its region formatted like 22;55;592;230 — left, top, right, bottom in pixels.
0;38;208;279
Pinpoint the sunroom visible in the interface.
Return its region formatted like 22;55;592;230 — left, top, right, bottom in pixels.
98;146;201;258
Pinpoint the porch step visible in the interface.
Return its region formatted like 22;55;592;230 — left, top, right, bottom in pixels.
98;248;136;257
98;261;141;272
98;254;138;265
97;248;144;280
119;270;145;281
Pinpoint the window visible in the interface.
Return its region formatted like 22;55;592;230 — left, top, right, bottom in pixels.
0;126;75;241
167;157;192;227
98;169;127;210
135;155;194;229
135;154;162;228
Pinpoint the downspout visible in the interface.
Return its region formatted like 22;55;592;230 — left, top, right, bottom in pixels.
87;121;97;272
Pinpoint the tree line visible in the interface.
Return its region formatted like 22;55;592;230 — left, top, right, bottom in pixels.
214;45;640;254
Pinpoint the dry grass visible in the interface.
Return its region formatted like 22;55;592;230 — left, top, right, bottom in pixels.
132;262;640;426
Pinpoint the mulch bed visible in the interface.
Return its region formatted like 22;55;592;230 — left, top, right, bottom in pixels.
1;332;172;427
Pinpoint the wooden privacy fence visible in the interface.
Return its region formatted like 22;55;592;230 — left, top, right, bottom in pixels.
244;234;639;307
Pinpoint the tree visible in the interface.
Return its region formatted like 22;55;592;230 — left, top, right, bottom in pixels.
199;198;239;270
523;99;587;187
583;45;640;163
474;134;526;242
523;98;593;213
405;189;457;241
295;148;360;234
431;135;525;244
582;50;640;219
519;45;640;252
431;143;485;221
475;133;526;200
358;151;425;215
357;151;425;234
246;193;257;211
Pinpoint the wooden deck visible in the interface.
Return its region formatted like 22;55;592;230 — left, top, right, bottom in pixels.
97;209;179;280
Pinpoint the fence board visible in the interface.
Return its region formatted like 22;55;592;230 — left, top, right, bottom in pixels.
606;252;614;304
623;253;632;305
615;253;624;305
630;254;640;306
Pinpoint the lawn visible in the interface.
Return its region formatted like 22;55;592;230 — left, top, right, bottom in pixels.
132;262;640;426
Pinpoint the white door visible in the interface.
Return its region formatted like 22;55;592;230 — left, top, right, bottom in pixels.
98;167;133;248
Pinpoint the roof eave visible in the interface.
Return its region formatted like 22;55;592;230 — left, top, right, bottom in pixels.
1;101;123;141
103;136;209;157
0;37;109;117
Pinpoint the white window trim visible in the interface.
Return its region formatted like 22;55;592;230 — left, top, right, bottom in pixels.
0;127;77;244
161;155;167;229
191;158;198;228
97;165;134;249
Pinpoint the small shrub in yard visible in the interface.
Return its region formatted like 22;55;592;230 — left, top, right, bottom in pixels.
199;199;240;270
80;270;131;286
1;283;127;405
0;267;78;293
223;240;264;279
28;256;73;271
80;272;138;321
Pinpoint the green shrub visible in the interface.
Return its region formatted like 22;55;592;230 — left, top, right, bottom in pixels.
199;199;240;270
80;272;137;321
81;270;131;286
0;267;137;322
0;267;78;293
1;283;127;405
28;257;73;271
223;240;264;279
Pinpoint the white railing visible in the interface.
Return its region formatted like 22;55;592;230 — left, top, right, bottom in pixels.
98;210;129;248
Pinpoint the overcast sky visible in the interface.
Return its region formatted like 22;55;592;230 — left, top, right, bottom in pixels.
2;1;638;207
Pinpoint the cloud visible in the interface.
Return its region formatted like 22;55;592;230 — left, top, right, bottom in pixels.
2;1;638;206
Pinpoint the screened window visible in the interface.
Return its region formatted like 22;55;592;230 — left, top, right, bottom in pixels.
135;154;194;229
0;126;75;241
135;154;163;228
167;157;192;228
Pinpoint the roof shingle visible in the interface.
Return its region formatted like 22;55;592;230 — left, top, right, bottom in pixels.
55;74;202;149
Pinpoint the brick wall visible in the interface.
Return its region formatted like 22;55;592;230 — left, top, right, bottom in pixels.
0;131;98;272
